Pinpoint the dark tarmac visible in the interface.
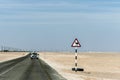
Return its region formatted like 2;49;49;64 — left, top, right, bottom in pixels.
0;55;67;80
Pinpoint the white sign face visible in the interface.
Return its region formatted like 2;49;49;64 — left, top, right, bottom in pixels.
71;38;81;47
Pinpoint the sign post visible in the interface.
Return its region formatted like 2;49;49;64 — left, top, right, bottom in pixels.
71;38;84;72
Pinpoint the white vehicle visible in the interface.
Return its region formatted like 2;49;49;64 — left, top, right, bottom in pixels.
30;52;39;59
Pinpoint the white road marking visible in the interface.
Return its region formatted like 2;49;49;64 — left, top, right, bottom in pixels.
0;65;15;76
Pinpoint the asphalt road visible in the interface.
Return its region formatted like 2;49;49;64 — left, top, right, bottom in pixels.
0;55;67;80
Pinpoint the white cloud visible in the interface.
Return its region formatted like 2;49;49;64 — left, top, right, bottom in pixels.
0;12;120;26
0;1;120;13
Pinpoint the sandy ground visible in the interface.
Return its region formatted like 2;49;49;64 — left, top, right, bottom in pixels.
39;52;120;80
0;52;28;62
0;52;120;80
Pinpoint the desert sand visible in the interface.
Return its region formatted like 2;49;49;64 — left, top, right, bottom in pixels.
0;52;120;80
0;52;27;62
40;52;120;80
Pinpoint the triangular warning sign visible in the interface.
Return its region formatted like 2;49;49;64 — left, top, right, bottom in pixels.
71;38;81;47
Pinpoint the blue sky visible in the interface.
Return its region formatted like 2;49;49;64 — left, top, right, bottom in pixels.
0;0;120;52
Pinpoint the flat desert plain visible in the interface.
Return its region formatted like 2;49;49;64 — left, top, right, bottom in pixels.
0;52;120;80
0;52;27;62
40;52;120;80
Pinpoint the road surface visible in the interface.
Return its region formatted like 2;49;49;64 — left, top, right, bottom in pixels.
0;55;67;80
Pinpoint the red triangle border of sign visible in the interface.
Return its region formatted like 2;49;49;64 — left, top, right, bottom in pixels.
71;38;81;47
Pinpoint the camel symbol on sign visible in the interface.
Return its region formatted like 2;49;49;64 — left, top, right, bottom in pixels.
71;38;81;47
